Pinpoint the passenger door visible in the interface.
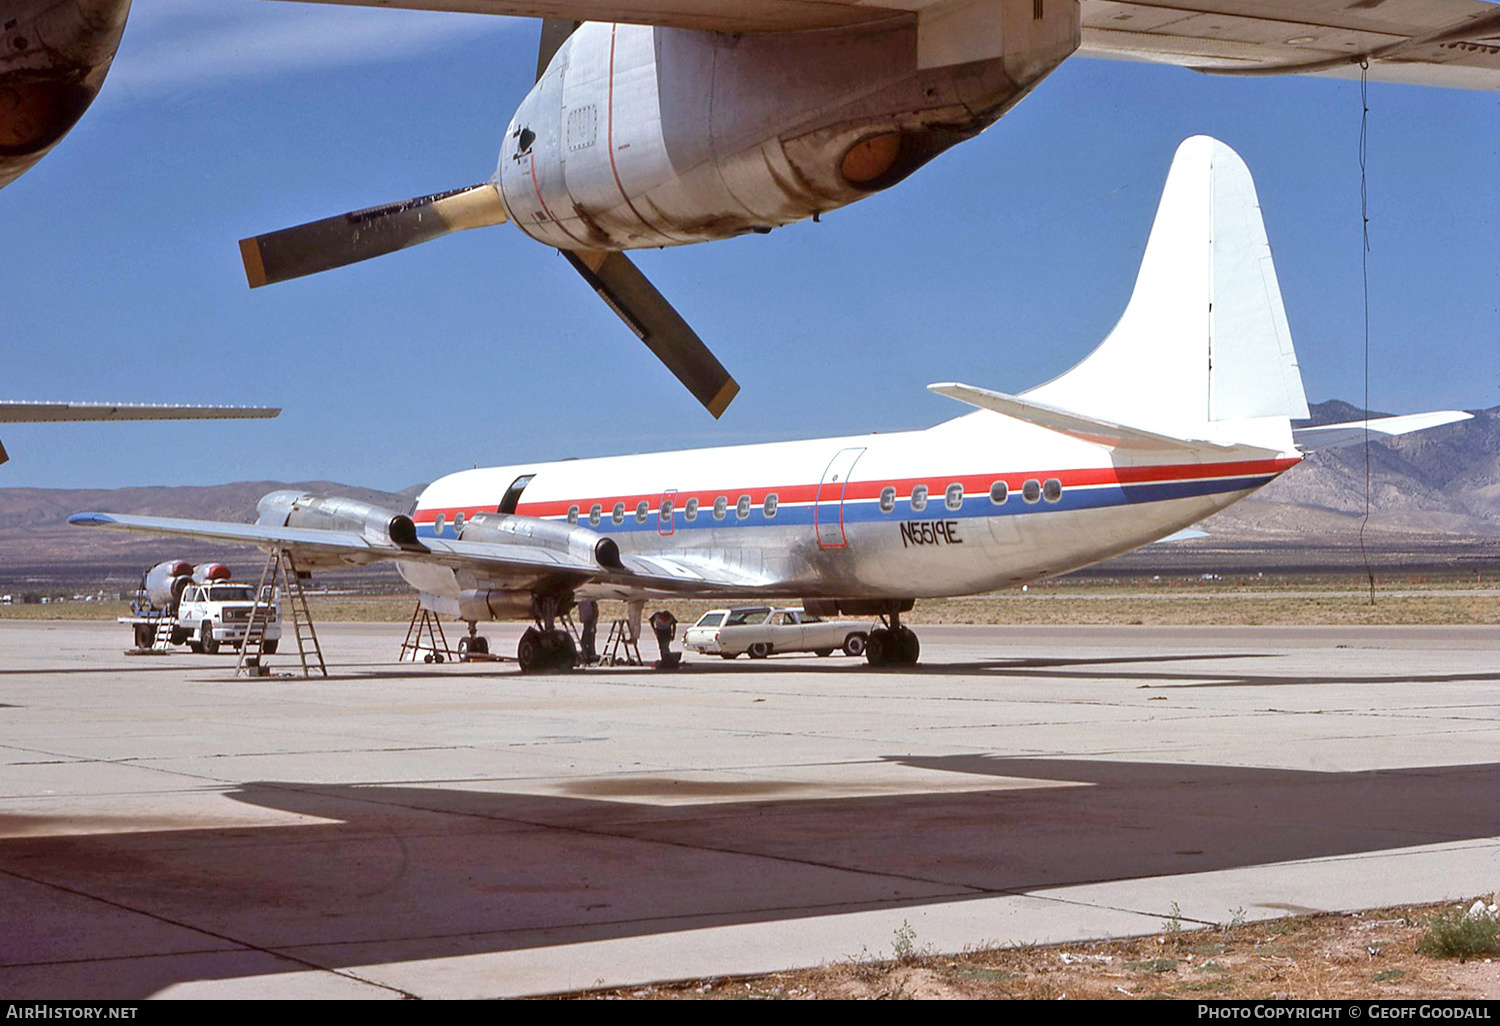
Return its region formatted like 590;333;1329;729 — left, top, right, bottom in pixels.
814;447;866;548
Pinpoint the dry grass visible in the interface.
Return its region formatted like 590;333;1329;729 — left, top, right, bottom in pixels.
564;899;1500;1000
5;580;1497;627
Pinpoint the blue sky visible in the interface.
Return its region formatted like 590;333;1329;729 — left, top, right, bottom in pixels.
2;0;1496;491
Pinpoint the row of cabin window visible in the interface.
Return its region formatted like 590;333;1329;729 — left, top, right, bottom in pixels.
566;494;780;527
878;478;1063;513
555;477;1065;529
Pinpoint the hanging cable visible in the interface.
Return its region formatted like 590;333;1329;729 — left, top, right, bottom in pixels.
1357;58;1376;605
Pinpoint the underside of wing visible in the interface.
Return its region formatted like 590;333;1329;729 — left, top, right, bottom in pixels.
1079;0;1500;90
70;511;758;596
255;0;894;33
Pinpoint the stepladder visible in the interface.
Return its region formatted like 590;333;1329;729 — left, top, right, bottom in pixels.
238;548;326;678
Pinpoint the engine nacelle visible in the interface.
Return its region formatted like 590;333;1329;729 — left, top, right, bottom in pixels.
497;5;1077;250
0;0;132;190
456;589;536;623
256;490;420;549
142;559;192;612
458;512;622;570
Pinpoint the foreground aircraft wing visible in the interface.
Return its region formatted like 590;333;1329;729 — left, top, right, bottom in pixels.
0;401;279;466
273;0;1500;88
68;511;764;594
1292;410;1473;451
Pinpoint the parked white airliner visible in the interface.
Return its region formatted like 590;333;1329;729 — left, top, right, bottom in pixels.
72;138;1470;669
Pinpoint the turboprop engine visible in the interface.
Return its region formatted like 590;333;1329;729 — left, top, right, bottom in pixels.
255;491;422;550
0;0;131;190
499;10;1078;251
141;559;192;613
235;1;1078;418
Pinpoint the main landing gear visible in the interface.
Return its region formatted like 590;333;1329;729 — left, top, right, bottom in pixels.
516;595;577;673
865;605;920;667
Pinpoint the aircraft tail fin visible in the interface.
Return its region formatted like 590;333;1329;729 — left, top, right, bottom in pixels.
1022;136;1308;444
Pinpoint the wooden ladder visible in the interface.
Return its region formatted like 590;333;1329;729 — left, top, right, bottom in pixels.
237;549;327;678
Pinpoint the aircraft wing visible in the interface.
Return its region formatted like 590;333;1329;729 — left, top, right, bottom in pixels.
68;511;766;594
0;401;280;423
273;0;1500;88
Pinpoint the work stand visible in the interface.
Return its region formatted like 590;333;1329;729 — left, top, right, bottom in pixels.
399;602;452;663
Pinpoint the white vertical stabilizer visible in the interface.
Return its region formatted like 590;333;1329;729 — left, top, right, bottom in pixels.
1023;136;1309;443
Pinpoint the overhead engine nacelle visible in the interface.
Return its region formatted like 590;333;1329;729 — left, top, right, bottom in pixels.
255;491;422;550
497;3;1078;251
0;0;131;190
458;512;623;571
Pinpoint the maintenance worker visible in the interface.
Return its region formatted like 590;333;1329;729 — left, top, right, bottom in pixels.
578;597;599;664
648;608;679;669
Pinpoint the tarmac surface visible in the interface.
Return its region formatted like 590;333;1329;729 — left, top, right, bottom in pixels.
0;619;1496;999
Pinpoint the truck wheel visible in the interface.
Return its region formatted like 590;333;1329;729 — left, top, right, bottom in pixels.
843;633;867;657
170;628;189;647
133;624;154;648
201;621;219;655
262;639;278;655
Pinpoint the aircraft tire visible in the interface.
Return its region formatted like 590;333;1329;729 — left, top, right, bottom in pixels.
843;633;867;657
894;627;920;665
549;630;576;670
517;628;542;672
865;628;890;667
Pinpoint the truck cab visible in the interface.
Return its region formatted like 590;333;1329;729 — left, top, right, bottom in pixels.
178;583;282;654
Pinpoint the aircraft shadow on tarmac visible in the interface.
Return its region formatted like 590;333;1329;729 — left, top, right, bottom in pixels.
0;757;1496;996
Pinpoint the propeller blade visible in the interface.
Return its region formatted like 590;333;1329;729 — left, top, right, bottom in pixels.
562;250;741;418
536;19;581;81
240;183;507;288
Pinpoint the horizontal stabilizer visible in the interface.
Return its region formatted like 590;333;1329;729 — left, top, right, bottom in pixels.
1292;411;1473;452
0;401;279;423
563;250;740;418
928;382;1251;453
240;183;508;288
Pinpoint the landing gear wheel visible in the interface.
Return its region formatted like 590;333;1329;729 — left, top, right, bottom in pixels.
133;624;154;649
843;633;867;657
865;628;890;667
201;621;219;655
517;628;542;672
547;629;576;670
747;642;771;659
894;626;920;665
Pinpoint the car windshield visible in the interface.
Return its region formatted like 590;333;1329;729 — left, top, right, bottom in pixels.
724;608;771;626
694;612;725;628
208;586;256;602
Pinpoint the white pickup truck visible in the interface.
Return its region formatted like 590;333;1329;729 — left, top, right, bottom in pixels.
177;582;282;654
684;606;868;660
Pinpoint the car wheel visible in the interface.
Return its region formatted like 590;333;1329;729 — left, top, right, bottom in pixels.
843;632;867;657
815;648;833;657
747;642;771;659
201;621;219;655
719;653;738;660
